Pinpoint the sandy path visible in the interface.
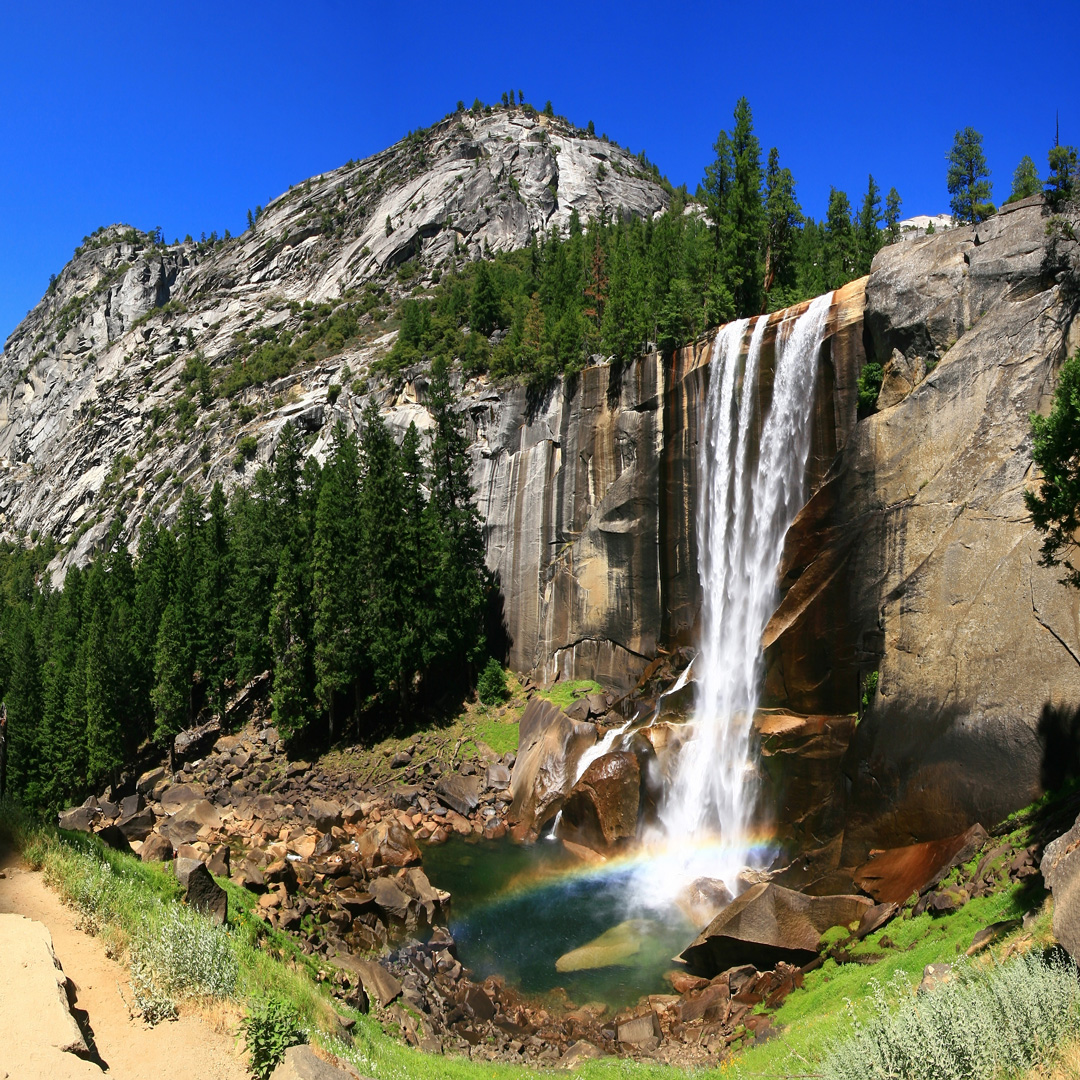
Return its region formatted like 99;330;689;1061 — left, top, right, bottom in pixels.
0;846;249;1080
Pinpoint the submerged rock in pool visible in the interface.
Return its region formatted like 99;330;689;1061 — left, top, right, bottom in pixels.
555;919;655;972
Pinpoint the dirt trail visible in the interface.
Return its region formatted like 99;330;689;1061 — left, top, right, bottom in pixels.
0;846;248;1080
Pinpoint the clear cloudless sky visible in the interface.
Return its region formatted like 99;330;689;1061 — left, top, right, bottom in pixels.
2;0;1078;344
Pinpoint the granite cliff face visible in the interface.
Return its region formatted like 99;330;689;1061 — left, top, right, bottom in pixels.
767;196;1080;857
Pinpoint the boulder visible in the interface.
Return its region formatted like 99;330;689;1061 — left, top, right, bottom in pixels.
340;958;402;1007
269;1044;370;1080
172;719;221;766
135;766;166;795
556;919;652;972
206;844;230;877
356;820;421;869
485;763;511;791
234;859;266;891
308;798;342;831
853;824;987;906
119;792;144;818
616;1011;661;1048
159;783;204;811
116;806;155;841
57;806;96;832
139;833;174;862
369;877;413;923
680;883;872;976
434;774;479;817
162;798;222;845
175;857;228;924
95;824;133;854
508;697;597;840
558;1041;604;1067
1040;812;1080;961
558;751;640;851
681;877;734;928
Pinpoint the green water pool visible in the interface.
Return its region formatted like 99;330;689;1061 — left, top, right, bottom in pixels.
421;835;695;1011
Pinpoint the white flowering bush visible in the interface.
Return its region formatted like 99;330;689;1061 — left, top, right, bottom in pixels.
821;952;1080;1080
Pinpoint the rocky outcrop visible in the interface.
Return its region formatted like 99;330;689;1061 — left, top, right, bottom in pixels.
508;697;596;840
558;751;641;851
764;196;1080;859
0;914;101;1078
679;883;872;976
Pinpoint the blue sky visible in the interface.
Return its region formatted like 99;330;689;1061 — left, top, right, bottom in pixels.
2;0;1077;343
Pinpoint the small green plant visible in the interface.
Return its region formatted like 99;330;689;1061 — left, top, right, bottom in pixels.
861;670;879;712
237;434;258;460
477;658;509;705
240;995;305;1079
326;383;341;404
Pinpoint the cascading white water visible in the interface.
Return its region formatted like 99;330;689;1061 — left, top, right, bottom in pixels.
650;292;834;894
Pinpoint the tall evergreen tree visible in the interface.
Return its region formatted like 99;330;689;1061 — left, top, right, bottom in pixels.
856;175;883;275
947;127;994;224
312;422;362;737
884;187;903;243
823;188;857;289
427;368;487;682
199;481;232;715
1007;155;1041;203
762;147;802;308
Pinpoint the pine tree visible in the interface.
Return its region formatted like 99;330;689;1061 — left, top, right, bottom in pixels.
84;577;122;790
39;567;86;805
426;369;486;682
470;261;501;336
151;599;189;741
947;127;994;224
763;147;802;307
856;175;883;276
885;188;903;243
312;422;362;737
1007;156;1041;203
1046;144;1079;205
268;549;312;742
357;401;409;700
824;189;857;290
199;481;232;715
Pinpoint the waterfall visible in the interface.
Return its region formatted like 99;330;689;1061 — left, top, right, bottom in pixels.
653;292;834;894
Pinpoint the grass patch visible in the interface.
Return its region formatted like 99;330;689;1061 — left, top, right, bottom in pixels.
735;883;1046;1076
471;715;519;755
537;678;603;711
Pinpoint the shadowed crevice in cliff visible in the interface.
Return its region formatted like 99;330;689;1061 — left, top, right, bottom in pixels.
1038;701;1080;793
484;571;513;664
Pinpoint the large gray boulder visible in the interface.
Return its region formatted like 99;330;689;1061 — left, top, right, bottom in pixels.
680;883;872;976
508;696;596;840
1041;813;1080;960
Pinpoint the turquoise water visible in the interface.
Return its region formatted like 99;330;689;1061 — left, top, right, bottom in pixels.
421;836;695;1011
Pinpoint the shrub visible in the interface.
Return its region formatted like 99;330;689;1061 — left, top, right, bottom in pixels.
477;658;509;705
858;361;883;415
237;435;258;460
241;995;305;1079
326;383;342;404
820;952;1080;1080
